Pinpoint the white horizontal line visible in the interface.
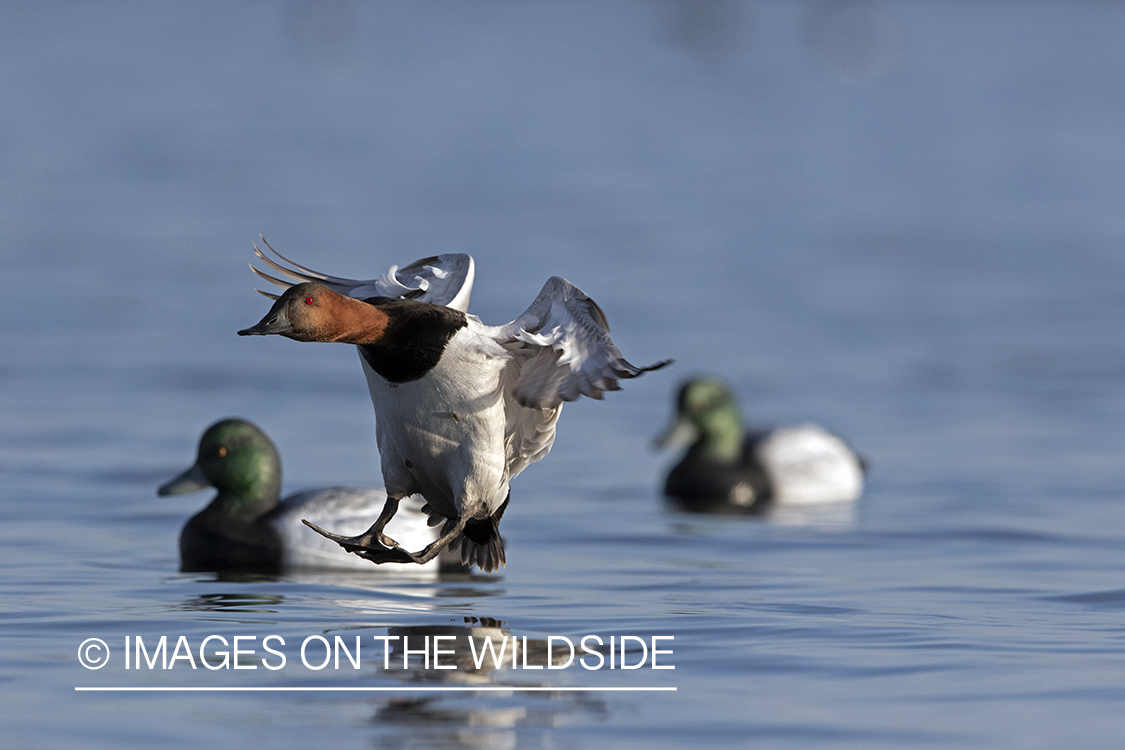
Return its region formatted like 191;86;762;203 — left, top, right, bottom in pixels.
75;686;676;693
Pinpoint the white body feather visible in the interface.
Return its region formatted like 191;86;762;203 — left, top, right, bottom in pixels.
755;425;864;505
357;283;640;524
361;327;513;521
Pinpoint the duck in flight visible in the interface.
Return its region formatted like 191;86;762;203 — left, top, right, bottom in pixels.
239;240;670;572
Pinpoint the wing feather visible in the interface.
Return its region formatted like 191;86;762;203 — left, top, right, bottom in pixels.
501;357;563;480
248;237;475;311
488;277;671;410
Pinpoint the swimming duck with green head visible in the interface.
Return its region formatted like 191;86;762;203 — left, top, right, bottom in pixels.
159;418;445;573
655;378;865;513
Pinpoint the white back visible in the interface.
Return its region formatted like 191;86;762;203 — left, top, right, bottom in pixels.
756;425;864;504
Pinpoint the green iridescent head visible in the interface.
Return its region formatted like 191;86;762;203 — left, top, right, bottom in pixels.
159;419;282;518
655;378;745;463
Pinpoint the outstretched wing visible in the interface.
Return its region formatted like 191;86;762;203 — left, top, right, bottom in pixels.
248;236;475;312
474;277;669;479
485;276;671;410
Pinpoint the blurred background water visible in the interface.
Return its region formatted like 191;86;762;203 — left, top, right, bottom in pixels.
4;1;1125;747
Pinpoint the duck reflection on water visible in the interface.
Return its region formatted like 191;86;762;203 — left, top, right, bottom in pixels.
372;619;610;750
372;689;609;750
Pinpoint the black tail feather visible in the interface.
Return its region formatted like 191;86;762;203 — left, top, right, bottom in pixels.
442;495;509;573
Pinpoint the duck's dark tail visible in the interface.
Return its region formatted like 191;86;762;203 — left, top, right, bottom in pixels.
436;494;509;573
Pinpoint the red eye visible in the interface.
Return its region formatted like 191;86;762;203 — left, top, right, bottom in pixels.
304;296;314;305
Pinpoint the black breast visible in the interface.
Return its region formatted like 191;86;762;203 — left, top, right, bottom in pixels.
357;298;468;383
663;435;773;514
179;512;284;573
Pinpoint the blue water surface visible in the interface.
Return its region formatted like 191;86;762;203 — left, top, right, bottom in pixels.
4;2;1125;748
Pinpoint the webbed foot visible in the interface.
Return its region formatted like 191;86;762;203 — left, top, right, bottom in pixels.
302;519;418;565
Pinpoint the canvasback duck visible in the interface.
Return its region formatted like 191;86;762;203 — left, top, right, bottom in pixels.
239;242;670;572
159;418;448;573
655;378;865;513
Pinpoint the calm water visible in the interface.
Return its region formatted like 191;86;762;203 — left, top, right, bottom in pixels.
5;2;1125;747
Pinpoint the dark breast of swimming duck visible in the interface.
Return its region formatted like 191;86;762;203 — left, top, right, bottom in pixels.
662;432;775;513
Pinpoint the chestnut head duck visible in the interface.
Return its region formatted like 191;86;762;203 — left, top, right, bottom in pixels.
239;242;670;572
